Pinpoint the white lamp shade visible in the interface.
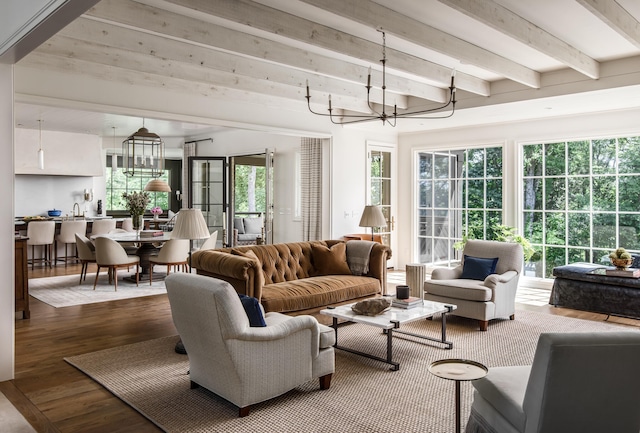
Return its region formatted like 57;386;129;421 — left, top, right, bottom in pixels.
171;209;210;240
359;205;386;229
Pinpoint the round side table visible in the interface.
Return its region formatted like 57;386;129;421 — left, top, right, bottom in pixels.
429;359;488;433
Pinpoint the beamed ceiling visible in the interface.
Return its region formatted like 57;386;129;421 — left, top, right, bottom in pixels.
13;0;640;137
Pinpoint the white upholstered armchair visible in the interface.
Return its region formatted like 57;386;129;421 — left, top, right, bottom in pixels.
466;332;640;433
165;273;335;417
424;240;523;331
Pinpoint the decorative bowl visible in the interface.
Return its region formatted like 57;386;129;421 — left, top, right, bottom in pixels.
611;258;633;270
48;209;62;217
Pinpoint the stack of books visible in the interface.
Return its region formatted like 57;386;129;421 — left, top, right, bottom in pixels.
391;296;423;309
140;230;164;238
605;267;640;278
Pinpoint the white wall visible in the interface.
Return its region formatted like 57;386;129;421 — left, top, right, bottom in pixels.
397;107;640;270
15;175;100;218
15;128;103;175
1;63;14;381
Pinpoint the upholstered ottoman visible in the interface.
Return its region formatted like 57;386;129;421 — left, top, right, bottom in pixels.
550;262;640;318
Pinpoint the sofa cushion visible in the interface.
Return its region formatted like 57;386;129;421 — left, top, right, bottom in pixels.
261;275;381;313
461;255;499;281
238;294;266;327
311;242;352;276
234;217;245;234
425;278;492;302
243;217;263;234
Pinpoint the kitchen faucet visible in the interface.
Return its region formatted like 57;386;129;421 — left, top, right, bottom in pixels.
72;202;83;219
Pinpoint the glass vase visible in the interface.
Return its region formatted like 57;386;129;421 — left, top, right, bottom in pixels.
132;213;144;235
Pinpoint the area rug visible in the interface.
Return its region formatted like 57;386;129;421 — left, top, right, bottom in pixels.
64;310;638;433
29;273;167;308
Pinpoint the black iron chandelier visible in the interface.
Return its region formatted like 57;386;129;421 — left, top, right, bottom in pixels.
305;30;456;127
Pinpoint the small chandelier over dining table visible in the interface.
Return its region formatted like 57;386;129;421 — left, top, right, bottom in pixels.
122;119;165;178
305;30;456;127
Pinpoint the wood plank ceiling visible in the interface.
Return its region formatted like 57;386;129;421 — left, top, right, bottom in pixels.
15;0;640;135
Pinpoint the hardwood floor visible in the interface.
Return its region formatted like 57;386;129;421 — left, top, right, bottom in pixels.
5;264;640;432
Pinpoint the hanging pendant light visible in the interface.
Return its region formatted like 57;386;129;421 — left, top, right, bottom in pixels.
111;126;118;173
122;119;165;178
37;119;44;170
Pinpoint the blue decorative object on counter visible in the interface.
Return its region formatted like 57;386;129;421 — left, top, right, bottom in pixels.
48;209;62;217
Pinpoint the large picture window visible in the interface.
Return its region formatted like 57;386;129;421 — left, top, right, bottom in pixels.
522;136;640;278
106;155;170;212
416;146;503;265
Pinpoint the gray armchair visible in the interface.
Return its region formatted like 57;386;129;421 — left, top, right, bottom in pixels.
165;273;335;417
466;332;640;433
424;240;523;331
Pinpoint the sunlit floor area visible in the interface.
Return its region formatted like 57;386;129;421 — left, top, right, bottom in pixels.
387;270;552;307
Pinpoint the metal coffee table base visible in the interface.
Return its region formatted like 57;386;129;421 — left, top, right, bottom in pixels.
330;305;453;371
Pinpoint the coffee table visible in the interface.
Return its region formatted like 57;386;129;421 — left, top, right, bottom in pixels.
320;300;456;371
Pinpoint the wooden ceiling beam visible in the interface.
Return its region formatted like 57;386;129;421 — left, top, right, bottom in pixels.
155;0;490;96
298;0;540;89
577;0;640;49
58;18;409;109
84;0;446;103
32;34;379;114
439;0;600;79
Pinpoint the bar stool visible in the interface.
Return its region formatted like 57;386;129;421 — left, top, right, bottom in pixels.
26;221;56;270
55;220;87;266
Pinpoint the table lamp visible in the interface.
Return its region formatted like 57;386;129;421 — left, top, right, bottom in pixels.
359;205;387;241
171;208;211;270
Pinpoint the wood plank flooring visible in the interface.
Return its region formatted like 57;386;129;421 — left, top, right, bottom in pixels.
5;263;640;432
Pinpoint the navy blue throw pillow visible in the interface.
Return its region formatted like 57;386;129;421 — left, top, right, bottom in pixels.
238;294;267;327
460;255;499;281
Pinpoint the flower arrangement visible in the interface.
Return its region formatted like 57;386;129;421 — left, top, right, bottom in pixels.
122;191;150;216
151;206;163;216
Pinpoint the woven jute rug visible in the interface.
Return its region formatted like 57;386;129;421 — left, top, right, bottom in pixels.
65;310;637;433
29;273;167;308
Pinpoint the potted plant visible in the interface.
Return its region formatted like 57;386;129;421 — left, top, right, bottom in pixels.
609;247;633;270
454;224;538;262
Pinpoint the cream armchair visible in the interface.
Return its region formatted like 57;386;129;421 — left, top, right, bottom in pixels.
466;332;640;433
165;273;335;417
424;239;523;331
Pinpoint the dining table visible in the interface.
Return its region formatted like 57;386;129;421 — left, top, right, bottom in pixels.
92;231;173;283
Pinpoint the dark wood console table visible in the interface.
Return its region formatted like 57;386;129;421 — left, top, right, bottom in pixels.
15;236;29;319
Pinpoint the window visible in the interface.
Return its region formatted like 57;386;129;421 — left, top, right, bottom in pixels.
522;136;640;278
106;155;170;212
416;146;503;265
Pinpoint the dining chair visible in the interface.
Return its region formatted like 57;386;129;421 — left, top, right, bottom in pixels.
108;228;138;255
26;221;56;270
75;233;96;284
149;239;189;285
94;236;139;290
55;220;87;266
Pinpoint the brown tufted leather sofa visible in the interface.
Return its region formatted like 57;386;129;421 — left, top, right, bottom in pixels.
190;240;391;314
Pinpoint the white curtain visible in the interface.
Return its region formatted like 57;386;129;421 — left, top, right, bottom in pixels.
182;141;196;208
301;137;322;241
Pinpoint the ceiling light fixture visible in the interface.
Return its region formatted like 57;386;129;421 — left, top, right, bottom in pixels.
111;126;117;173
37;119;44;170
122;119;165;178
305;30;456;127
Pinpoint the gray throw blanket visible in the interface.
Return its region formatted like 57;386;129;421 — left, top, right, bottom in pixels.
346;240;375;276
